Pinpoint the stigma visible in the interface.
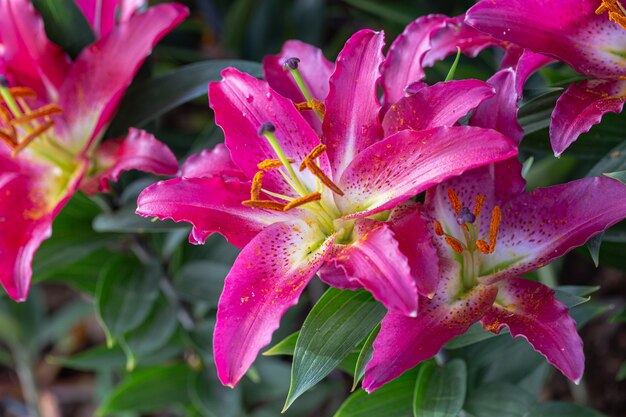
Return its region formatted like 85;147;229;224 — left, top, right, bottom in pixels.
434;188;501;256
0;84;62;156
596;0;626;29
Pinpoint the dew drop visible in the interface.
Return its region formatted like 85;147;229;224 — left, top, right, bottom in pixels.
266;92;272;100
245;93;254;103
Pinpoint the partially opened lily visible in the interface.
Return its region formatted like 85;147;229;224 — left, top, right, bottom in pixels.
0;0;188;301
136;28;518;387
362;161;626;391
466;0;626;156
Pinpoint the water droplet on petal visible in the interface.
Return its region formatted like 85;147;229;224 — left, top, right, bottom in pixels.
266;92;272;100
245;93;254;103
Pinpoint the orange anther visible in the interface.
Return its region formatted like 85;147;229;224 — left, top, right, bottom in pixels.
10;104;62;125
295;102;312;111
7;87;36;98
433;220;444;236
445;236;465;254
473;194;485;218
310;99;325;114
488;205;501;250
476;240;491;255
448;188;462;215
305;160;344;196
596;0;626;29
250;171;265;200
0;128;17;147
299;144;327;171
11;120;54;156
242;199;286;212
283;192;321;211
257;158;294;171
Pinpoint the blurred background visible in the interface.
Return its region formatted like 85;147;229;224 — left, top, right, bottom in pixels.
1;0;625;416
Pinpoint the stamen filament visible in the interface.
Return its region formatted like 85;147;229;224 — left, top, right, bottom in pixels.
260;188;294;202
305;160;344;196
284;58;324;121
261;130;308;196
0;86;23;117
10;104;62;125
12;120;54;156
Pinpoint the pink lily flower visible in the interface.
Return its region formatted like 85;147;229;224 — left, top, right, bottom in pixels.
0;0;188;301
466;0;626;156
362;160;626;392
136;28;519;387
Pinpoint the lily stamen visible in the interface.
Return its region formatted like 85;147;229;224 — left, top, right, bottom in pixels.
445;236;465;254
473;194;485;217
476;206;502;255
448;188;462;215
258;158;294;171
242;199;286;211
303;160;344;196
299;144;327;171
283;192;322;211
10;104;62;125
596;0;626;29
12;120;54;156
250;171;265;200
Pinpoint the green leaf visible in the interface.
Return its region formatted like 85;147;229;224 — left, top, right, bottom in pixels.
96;257;161;344
285;289;386;410
617;361;626;381
342;0;414;25
446;323;499;349
93;207;186;233
352;324;380;391
605;170;626;184
334;368;418;417
444;48;461;82
263;331;300;356
189;369;242;417
31;0;95;58
413;359;467;417
107;60;262;137
518;89;562;135
464;383;535;417
587;141;626;177
124;298;178;364
174;260;231;305
526;402;608;417
36;300;93;347
587;233;603;267
98;364;194;415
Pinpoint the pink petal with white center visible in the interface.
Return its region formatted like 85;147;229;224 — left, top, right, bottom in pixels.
181;143;247;181
388;201;439;298
421;15;504;68
59;3;188;153
380;14;450;105
263;40;333;134
382;79;495;136
470;68;524;145
0;148;86;301
80;128;178;195
0;0;70;97
338;126;517;219
550;79;626;157
323;29;384;178
209;68;328;196
480;176;626;284
324;219;418;316
214;220;335;386
136;176;295;247
362;258;497;392
466;0;626;79
481;276;584;383
75;0;118;38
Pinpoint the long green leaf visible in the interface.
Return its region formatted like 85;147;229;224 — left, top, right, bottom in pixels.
31;0;95;58
413;359;467;417
352;324;380;390
107;60;262;136
285;288;386;410
526;402;608;417
464;383;535;417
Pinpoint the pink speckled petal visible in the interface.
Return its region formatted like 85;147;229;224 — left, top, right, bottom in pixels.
480;176;626;283
263;40;333;134
0;0;70;97
75;0;118;38
209;68;328;197
214;220;335;386
382;79;495;136
388;201;439;298
136;176;294;247
362;258;497;392
466;0;626;79
338;126;517;219
482;276;584;383
323;29;384;178
81;128;178;195
550;79;626;157
325;219;418;316
0;148;86;301
181;143;247;181
380;14;450;105
60;3;188;153
422;14;504;68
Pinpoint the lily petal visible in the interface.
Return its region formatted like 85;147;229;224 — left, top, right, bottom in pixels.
382;79;495;136
338;126;517;219
181;143;247;181
75;0;118;38
466;0;626;79
323;29;384;178
324;219;418;316
550;79;626;157
481;176;626;283
481;276;584;383
380;15;450;105
209;68;327;196
80;128;178;195
0;149;86;301
136;176;294;247
0;0;70;97
59;3;188;153
214;220;335;386
362;258;497;392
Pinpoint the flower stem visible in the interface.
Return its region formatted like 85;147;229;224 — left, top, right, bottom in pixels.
13;349;42;417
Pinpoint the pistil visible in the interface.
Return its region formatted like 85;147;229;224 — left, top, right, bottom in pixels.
284;57;324;120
